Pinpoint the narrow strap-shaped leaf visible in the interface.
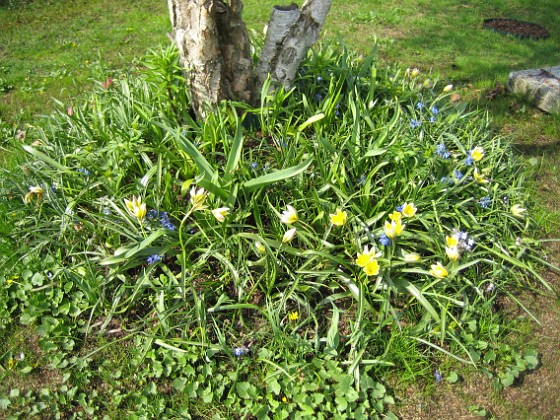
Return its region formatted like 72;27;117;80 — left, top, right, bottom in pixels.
243;158;313;192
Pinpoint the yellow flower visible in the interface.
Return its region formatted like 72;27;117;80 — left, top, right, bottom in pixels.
288;311;299;322
189;186;208;211
511;204;526;218
400;202;417;218
443;84;453;92
211;207;230;222
389;211;402;222
384;220;404;239
363;258;380;276
446;235;458;248
429;262;449;279
355;245;379;268
280;205;298;225
403;252;421;263
411;68;420;77
255;241;266;254
23;185;44;203
329;208;347;226
470;146;484;162
282;227;297;243
445;246;460;262
124;195;147;222
473;168;488;184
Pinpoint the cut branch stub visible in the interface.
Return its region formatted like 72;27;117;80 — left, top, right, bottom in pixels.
256;0;332;89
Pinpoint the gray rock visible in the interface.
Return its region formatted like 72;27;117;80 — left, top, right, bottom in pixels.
508;66;560;114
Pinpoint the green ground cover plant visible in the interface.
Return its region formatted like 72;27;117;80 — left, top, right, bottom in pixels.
1;0;560;418
1;39;557;417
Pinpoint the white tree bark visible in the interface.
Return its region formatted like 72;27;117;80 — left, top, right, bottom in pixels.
167;0;331;119
256;0;331;89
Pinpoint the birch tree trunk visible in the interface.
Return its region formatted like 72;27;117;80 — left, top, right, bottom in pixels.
167;0;331;119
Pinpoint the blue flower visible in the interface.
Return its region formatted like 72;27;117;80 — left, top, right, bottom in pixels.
379;233;391;247
147;254;162;265
430;106;439;115
233;347;249;357
159;212;176;230
464;156;474;166
251;162;258;169
479;196;491;208
416;101;424;110
435;144;450;159
430;116;436;123
316;76;323;82
454;169;464;180
396;205;404;212
434;370;442;382
410;119;422;128
77;168;90;176
103;207;111;215
148;209;159;219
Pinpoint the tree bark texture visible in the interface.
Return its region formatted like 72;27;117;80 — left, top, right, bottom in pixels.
167;0;331;119
168;0;254;118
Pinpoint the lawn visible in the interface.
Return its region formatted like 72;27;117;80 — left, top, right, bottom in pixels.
1;0;559;418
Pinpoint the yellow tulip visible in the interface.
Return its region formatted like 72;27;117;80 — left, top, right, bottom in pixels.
384;220;404;239
282;227;297;243
401;202;417;218
124;195;147;222
211;207;230;222
511;204;526;218
189;186;208;211
429;262;449;279
280;205;298;225
470;146;484;162
329;208;348;226
445;246;460;262
363;258;380;276
403;252;421;263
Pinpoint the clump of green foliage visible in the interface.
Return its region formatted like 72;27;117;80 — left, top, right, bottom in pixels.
0;42;554;417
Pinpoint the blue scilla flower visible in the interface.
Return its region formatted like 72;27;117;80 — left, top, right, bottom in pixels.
317;76;323;82
159;212;176;231
435;144;450;159
479;196;491;208
233;347;250;357
147;253;162;265
464;156;474;166
430;116;436;123
454;169;464;180
416;101;424;110
434;370;442;382
148;209;159;219
77;168;90;176
430;106;439;115
410;119;422;128
251;162;258;169
379;233;391;247
396;205;404;212
103;207;111;215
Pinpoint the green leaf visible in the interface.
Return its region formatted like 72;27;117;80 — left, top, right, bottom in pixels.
242;158;313;192
236;381;258;399
446;371;459;383
223;122;244;182
393;278;440;323
298;112;325;131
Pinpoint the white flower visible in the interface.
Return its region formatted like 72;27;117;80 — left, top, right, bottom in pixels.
211;207;230;222
282;227;297;243
280;205;298;225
